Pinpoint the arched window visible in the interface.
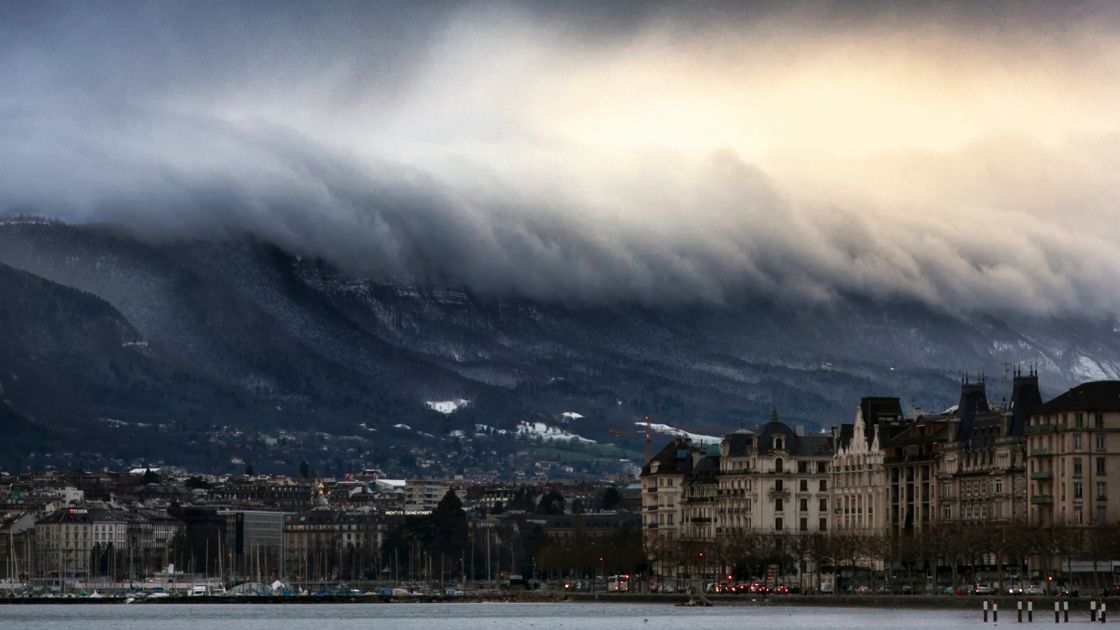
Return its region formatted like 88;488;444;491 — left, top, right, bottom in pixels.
775;437;784;451
775;457;784;473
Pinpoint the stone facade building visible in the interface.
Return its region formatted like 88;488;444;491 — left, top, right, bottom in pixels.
1027;380;1120;527
831;397;907;534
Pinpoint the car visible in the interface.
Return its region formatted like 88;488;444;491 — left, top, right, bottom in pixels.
773;585;790;594
974;584;993;595
1024;585;1044;596
1006;585;1023;595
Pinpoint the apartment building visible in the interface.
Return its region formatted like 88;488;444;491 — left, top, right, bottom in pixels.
1027;380;1120;527
717;409;834;536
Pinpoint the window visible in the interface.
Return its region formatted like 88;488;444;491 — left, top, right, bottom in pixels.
775;458;784;473
1097;434;1106;451
942;505;951;520
1076;413;1085;428
776;498;784;512
994;479;1003;495
819;517;827;531
1073;434;1083;451
994;502;1003;518
818;461;828;474
1099;457;1107;475
1098;506;1107;523
941;482;951;498
775;437;784;451
800;498;808;512
775;517;783;530
800;479;808;492
1074;458;1083;478
800;517;807;531
798;461;808;474
1096;413;1105;429
819;498;827;512
1074;481;1083;499
1098;482;1107;500
775;479;783;492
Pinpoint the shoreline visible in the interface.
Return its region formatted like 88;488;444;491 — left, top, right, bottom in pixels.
1;593;1111;609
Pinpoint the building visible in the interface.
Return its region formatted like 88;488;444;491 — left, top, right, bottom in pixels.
1027;380;1120;527
939;372;1039;524
640;438;705;542
831;397;907;534
284;508;381;582
404;480;452;513
34;507;94;587
680;453;720;541
717;409;834;536
884;413;952;535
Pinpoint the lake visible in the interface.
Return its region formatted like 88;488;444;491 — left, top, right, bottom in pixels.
0;601;1036;630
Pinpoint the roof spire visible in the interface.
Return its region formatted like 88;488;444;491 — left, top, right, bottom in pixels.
769;405;779;423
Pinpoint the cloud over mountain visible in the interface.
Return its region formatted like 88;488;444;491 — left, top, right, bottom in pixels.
2;1;1119;313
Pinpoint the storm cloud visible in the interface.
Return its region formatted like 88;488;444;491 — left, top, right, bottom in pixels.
2;1;1119;314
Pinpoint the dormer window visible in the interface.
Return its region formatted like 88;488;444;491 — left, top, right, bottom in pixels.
774;437;784;451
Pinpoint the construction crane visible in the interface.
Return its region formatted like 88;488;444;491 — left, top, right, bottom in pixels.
607;416;654;464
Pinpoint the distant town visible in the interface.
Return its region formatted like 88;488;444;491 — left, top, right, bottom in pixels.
4;374;1120;599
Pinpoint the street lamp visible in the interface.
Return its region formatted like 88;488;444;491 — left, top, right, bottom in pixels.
598;556;604;592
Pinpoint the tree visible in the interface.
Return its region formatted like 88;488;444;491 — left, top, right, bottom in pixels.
184;476;210;490
142;467;160;485
244;463;255;476
537;490;565;515
430;489;469;577
601;487;622;510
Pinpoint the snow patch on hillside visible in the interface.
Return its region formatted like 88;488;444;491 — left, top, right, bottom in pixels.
560;412;584;421
516;421;596;444
640;422;720;445
426;399;470;414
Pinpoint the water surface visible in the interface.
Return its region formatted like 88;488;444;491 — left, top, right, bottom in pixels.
0;601;1071;630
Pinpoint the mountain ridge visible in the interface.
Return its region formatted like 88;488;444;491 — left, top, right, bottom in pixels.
1;219;1118;475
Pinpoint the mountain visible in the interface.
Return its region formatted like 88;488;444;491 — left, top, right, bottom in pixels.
1;217;1119;475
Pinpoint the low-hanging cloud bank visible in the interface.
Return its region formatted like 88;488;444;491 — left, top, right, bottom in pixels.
1;1;1119;315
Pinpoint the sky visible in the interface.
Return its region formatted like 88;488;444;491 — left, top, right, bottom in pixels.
1;0;1119;314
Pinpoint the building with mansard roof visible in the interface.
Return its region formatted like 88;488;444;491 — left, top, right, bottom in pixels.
717;408;834;536
1027;380;1120;527
939;371;1040;525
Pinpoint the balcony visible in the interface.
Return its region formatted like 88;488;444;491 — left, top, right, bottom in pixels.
1031;448;1051;457
1031;495;1053;505
768;489;791;499
1030;471;1053;480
